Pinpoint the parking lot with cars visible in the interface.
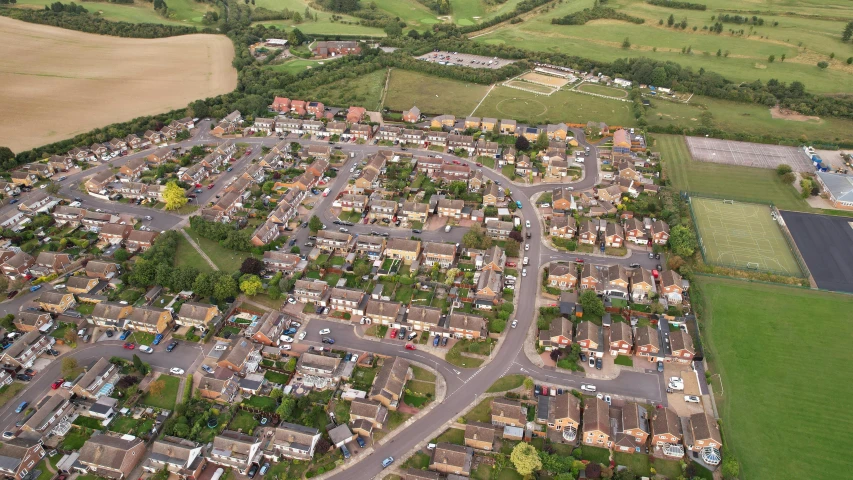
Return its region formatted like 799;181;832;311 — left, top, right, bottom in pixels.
417;51;517;69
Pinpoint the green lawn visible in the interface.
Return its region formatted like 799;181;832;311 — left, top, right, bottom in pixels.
0;383;25;409
433;427;465;445
174;232;215;274
61;427;93;450
141;375;180;410
461;397;493;423
271;68;386;111
581;445;611;465
402;452;431;469
614;355;634;367
109;416;155;437
73;416;103;429
445;339;487;368
264;370;290;384
242;395;278;412
411;365;437;382
700;276;853;480
384;70;492;117
184;227;252;272
12;0;187;24
486;374;526;392
657;134;810;211
129;331;155;346
229;410;260;434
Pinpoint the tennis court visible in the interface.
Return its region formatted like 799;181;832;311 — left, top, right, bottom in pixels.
690;196;803;276
685;137;813;172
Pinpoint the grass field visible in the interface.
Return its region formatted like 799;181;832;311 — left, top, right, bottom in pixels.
655;135;810;211
285;68;386;111
14;0;214;24
184;227;252;272
504;80;556;94
700;277;853;480
174;233;215;274
690;196;803;276
384;69;491;116
0;17;236;152
142;374;180;410
473;85;636;125
577;83;629;98
474;0;853;95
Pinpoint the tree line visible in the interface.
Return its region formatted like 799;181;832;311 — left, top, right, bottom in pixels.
646;0;706;10
0;7;202;37
551;6;645;25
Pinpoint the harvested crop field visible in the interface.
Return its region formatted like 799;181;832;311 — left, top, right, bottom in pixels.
0;17;237;152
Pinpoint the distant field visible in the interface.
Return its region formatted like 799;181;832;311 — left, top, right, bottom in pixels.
577;83;628;98
0;17;236;152
268;58;342;75
384;69;491;117
700;277;853;480
290;68;387;111
655;135;810;211
12;0;212;24
473;85;637;125
474;0;853;94
504;80;555;94
253;0;386;36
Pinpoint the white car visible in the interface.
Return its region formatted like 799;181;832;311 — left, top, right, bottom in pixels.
170;368;185;375
214;344;227;351
524;244;529;251
540;203;550;208
669;376;684;386
282;345;292;350
281;335;294;343
505;275;516;280
298;331;307;340
522;268;527;277
604;395;612;405
684;395;701;403
286;297;296;304
511;320;518;328
351;353;359;363
525;220;531;228
581;384;597;392
319;328;331;335
138;345;153;354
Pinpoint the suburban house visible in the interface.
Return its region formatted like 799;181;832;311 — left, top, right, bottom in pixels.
630;268;656;304
491;398;526;427
126;306;172;333
13;311;52;333
405;306;442;332
91;302;132;329
22;391;73;437
368;199;397;222
354;235;385;260
37;291;75;314
0;251;33;279
437;199;464;219
349;398;387;437
429;444;473;477
328;288;366;315
126;230;159;252
364;299;402;325
0;437;45;480
660;270;684;303
197;375;238;404
177;302;220;330
546;123;569;140
479;246;505;272
350;124;373;140
98;224;132;245
624;218;648;245
369;356;411;411
262;251;304;274
402;106;421;123
340;194;368;212
400;202;429;225
385;238;421;264
542;317;573;347
271;424;321;461
447;135;475;154
651;407;683;457
665;328;695;364
86;260;118;279
685;413;722;455
216;338;259;373
447;313;486;339
548;264;577;289
574;321;604;358
583;397;611;448
485;220;513;240
609;321;634;356
293;279;328;304
32;251;72;276
1;331;54;368
208;430;261;475
549;392;581;440
578;220;598;245
247;311;284;348
634;326;661;361
611;403;650;454
315;231;352;254
77;434;147;479
651;220;670;244
295;352;341;379
550;216;576;239
10;171;36;187
143;436;206;479
72;357;117;399
474;269;502;305
119;158;146;180
604;222;624;248
422;242;456;268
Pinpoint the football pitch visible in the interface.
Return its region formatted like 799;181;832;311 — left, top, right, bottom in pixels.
689;196;803;276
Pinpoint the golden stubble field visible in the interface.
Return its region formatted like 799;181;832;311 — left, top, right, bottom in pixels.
0;16;237;152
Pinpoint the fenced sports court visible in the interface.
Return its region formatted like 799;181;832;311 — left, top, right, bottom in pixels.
685;137;813;172
686;193;807;277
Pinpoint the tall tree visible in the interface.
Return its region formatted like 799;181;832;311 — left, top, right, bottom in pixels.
510;443;542;476
163;181;188;211
669;224;697;257
308;215;323;233
61;357;79;377
579;289;605;317
842;21;853;42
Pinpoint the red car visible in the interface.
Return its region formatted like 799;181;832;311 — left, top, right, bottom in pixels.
207;184;215;189
405;344;416;350
506;262;517;267
123;343;135;350
452;160;461;165
390;329;398;339
476;162;482;167
575;258;585;263
51;379;64;390
195;183;202;188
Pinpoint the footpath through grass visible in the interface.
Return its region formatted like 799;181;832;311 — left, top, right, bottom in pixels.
700;276;853;480
384;70;491;117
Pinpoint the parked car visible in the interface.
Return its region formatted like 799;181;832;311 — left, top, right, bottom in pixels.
6;290;18;299
319;328;331;335
105;330;114;338
511;319;518;328
322;337;335;344
281;335;294;343
433;335;440;347
405;344;416;350
441;337;449;346
684;395;701;403
51;379;64;390
152;334;164;345
122;343;135;350
170;368;185;375
340;445;351;459
356;436;366;448
259;463;270;476
580;384;596;392
201;365;215;374
381;457;394;468
657;361;664;372
119;330;131;341
247;464;259;478
390;328;398;339
29;285;42;293
588;356;596;368
15;402;28;413
138;345;154;354
595;357;603;370
166;341;178;352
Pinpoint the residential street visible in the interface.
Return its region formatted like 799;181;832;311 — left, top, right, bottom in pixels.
2;125;669;480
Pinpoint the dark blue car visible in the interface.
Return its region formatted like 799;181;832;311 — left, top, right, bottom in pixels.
283;328;298;336
433;335;440;347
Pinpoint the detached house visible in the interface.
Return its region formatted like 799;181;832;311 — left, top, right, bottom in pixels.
437;199;464;219
651;408;683;457
247;311;284;347
127;306;172;334
0;251;34;280
402;106;420;123
685;413;722;456
550;216;576;239
119;158;147;181
578;220;598;245
328;288;366;315
491;398;525;427
208;431;261;475
549;393;581;440
143;436;206;479
604;222;624;248
400;202;429;225
548;264;576;290
652;220;670;244
541;317;573;347
630;268;656;304
659;270;684;303
583;397;611;448
369;356;411;411
634;325;661;361
126;230;159;252
86;260;118;279
77;434;147;480
611;403;650;454
349;398;387;438
430;444;473;477
485;220;513;240
33;252;72;276
609;321;633;356
271;424;321;461
574;321;604;358
13;311;52;333
624;218;648;245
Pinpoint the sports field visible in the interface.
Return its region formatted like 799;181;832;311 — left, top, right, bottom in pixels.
689;196;803;276
577;83;629;98
519;72;569;88
0;17;236;152
383;70;491;116
504;80;556;95
686;137;812;172
700;277;853;480
656;135;810;211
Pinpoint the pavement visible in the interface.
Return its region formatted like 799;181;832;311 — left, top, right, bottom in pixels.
1;125;676;479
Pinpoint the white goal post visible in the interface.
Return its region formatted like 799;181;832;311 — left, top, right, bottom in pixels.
723;199;735;204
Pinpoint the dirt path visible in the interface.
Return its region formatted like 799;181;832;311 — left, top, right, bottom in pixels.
179;229;219;271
